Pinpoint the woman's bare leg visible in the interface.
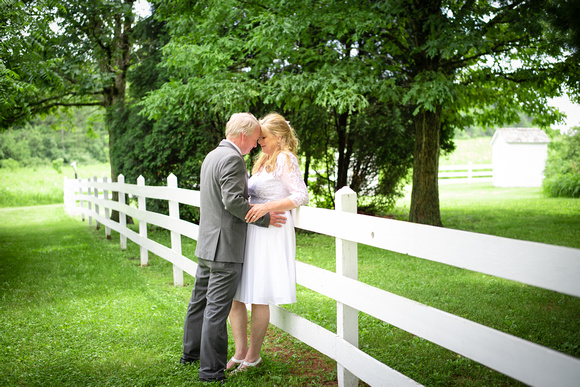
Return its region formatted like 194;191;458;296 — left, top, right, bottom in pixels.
228;300;248;369
243;304;270;364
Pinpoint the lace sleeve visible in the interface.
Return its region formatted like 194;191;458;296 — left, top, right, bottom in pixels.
275;152;309;207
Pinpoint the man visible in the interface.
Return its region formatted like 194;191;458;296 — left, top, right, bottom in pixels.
181;113;285;383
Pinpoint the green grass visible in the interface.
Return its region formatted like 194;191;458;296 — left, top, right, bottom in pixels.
1;151;579;386
0;206;333;386
0;162;110;207
440;137;492;165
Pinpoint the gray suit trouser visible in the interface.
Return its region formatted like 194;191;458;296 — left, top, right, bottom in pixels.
182;258;242;381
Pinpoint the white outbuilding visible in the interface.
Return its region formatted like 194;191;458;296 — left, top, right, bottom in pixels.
490;128;551;187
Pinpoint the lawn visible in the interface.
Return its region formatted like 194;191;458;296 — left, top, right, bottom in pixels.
0;162;110;207
1;143;579;386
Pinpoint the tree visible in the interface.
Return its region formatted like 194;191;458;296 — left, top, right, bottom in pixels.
1;0;141;187
145;0;577;224
143;0;419;210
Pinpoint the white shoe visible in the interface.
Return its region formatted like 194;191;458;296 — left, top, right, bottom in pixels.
234;357;262;373
226;356;244;371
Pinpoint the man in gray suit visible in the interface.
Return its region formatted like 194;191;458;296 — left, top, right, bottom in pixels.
181;113;285;383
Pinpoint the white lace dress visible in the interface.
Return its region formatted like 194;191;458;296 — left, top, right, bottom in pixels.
234;152;309;305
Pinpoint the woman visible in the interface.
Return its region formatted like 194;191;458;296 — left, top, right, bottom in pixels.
227;113;309;372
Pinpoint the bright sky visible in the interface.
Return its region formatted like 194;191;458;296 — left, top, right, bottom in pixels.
135;0;151;19
548;94;580;132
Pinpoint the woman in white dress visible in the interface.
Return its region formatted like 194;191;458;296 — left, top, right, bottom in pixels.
227;113;309;372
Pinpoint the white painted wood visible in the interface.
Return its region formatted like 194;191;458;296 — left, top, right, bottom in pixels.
270;305;422;387
87;181;93;226
83;194;199;242
167;173;184;287
103;177;111;239
82;208;198;277
295;261;580;387
137;176;148;266
293;206;580;298
438;163;493;184
335;186;359;387
79;181;85;221
118;175;127;250
93;177;101;230
66;174;580;387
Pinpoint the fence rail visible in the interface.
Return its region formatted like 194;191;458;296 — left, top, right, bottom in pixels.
438;162;493;184
63;174;580;387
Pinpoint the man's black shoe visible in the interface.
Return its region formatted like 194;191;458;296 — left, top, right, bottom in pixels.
199;377;226;384
180;356;199;365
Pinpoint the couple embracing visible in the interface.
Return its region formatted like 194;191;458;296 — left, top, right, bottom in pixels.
180;112;309;383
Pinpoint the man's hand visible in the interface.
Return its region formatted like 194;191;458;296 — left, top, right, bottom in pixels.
268;211;286;228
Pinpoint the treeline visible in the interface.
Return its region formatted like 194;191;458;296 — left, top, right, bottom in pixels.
2;1;579;223
0;108;108;169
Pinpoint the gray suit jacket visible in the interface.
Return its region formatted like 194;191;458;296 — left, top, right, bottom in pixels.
195;140;270;263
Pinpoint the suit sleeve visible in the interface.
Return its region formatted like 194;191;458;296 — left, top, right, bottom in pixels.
219;154;270;227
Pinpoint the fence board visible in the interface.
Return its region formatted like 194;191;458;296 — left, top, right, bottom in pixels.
270;306;422;387
65;176;580;387
295;261;580;387
293;207;580;298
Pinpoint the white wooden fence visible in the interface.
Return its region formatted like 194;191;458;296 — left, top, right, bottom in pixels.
63;174;580;387
438;162;493;184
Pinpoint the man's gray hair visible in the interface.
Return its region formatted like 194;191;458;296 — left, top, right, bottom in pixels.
225;113;260;138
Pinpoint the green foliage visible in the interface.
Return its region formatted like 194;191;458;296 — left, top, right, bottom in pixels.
142;0;577;224
51;158;64;173
142;0;420;210
543;128;580;198
0;158;20;170
0;108;108;167
543;173;580;198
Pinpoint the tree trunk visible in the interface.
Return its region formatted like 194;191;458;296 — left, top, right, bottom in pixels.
335;112;350;191
409;107;443;226
303;154;311;187
104;0;134;222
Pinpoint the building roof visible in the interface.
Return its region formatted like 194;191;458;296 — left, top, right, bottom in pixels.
490;128;551;146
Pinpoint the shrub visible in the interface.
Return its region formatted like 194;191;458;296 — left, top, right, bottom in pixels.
543;173;580;198
543;128;580;198
0;158;21;170
52;158;64;173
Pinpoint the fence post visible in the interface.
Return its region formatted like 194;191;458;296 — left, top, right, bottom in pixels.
93;176;100;230
335;186;359;387
87;179;93;226
103;176;111;239
118;174;127;250
79;179;85;221
167;173;184;286
468;161;473;184
137;175;148;266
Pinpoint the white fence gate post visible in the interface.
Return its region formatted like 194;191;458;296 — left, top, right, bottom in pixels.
87;179;93;226
103;176;111;239
168;173;184;286
335;186;359;387
137;175;148;266
93;176;100;230
468;161;473;184
118;174;127;250
79;180;85;221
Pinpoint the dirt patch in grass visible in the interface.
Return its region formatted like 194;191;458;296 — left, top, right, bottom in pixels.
264;327;338;385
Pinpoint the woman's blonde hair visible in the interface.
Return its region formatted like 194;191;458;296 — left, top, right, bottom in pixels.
252;113;299;174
